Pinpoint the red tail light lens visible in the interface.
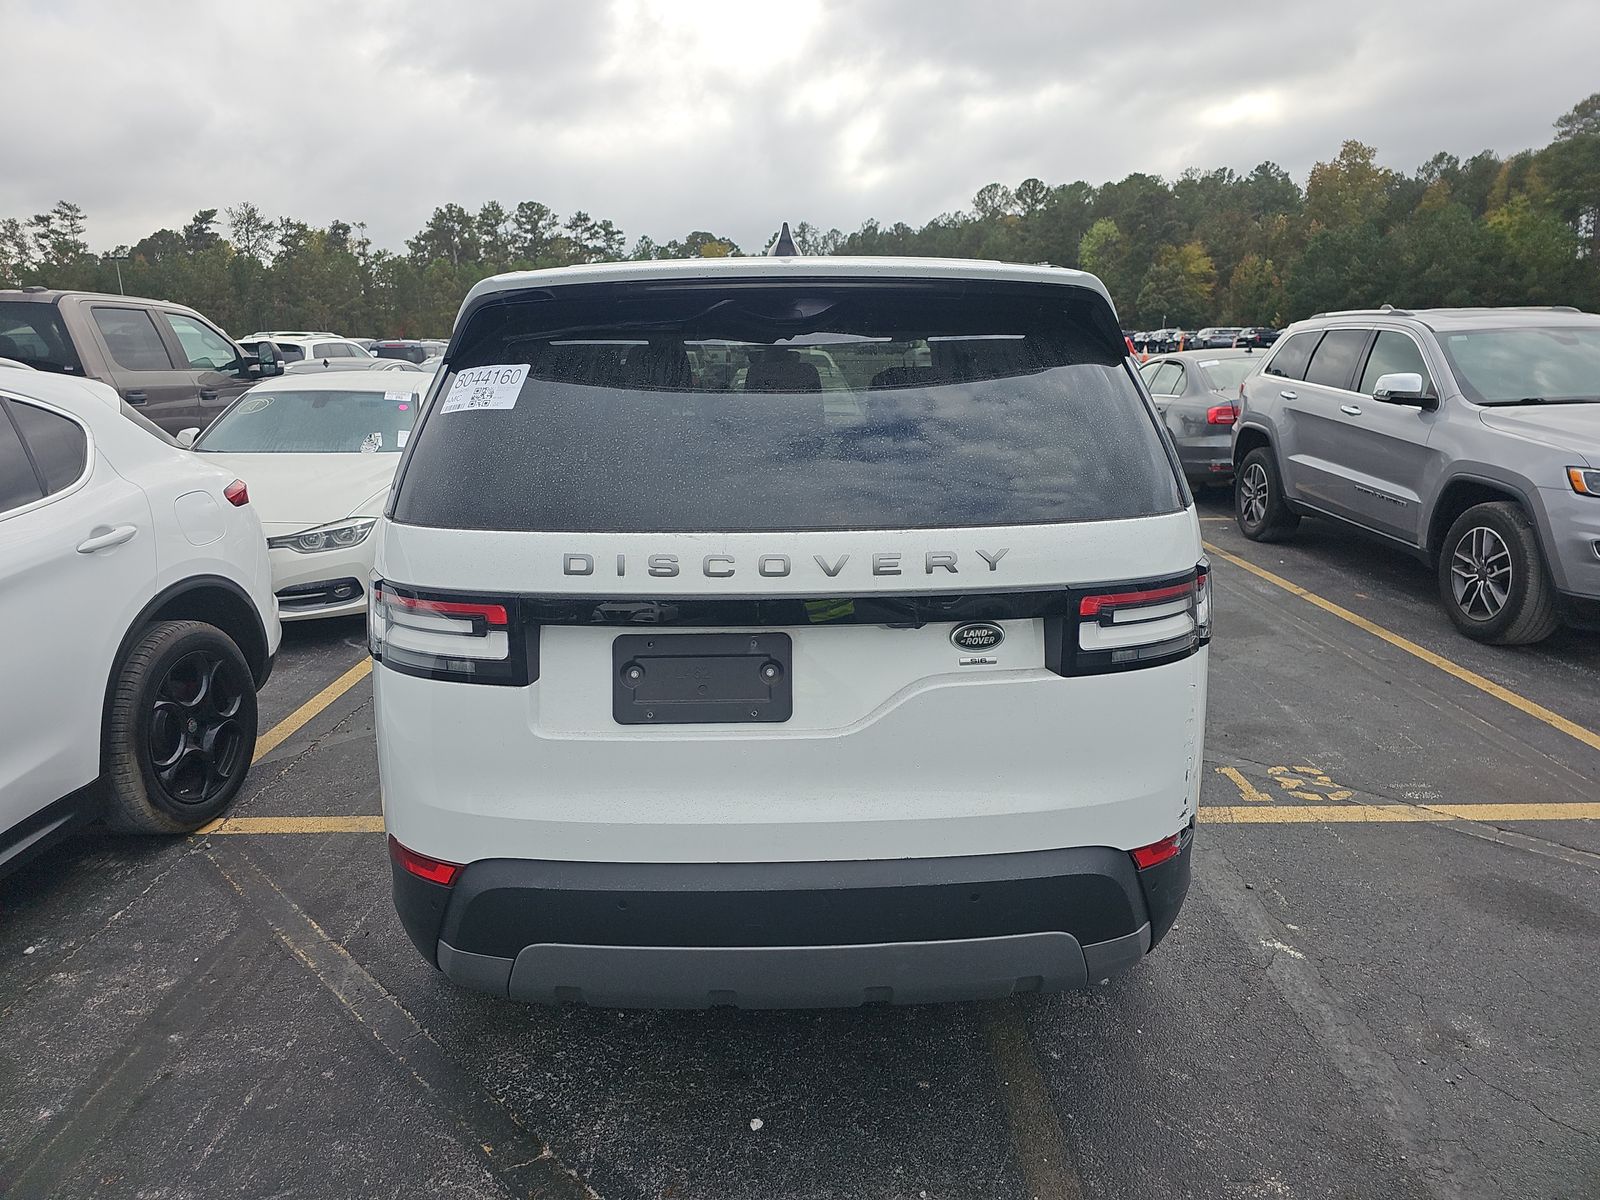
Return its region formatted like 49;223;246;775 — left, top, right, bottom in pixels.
1080;579;1197;620
379;590;508;628
388;835;461;885
223;479;249;506
1131;833;1182;870
1206;404;1238;426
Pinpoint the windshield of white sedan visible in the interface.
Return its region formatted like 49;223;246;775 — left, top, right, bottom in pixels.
394;280;1182;532
195;389;420;453
1440;327;1600;404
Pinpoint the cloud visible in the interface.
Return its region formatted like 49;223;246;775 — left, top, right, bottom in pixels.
2;0;1596;255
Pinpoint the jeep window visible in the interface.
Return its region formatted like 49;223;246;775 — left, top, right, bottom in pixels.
164;312;238;371
1302;329;1371;390
0;302;84;376
1359;331;1433;395
1264;330;1321;380
1437;326;1600;404
91;307;176;372
393;280;1183;533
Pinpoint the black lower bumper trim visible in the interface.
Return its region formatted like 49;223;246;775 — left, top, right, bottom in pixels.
393;840;1193;969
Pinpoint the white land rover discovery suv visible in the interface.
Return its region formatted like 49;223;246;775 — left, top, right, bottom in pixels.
373;256;1209;1008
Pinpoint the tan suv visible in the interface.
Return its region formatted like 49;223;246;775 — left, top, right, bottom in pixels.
0;288;282;433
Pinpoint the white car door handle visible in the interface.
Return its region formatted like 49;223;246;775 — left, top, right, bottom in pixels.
1340;404;1363;416
77;525;138;554
1279;390;1298;400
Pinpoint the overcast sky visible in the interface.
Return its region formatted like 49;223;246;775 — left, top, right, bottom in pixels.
5;0;1598;254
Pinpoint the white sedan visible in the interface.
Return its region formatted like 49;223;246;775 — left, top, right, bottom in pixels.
183;373;427;620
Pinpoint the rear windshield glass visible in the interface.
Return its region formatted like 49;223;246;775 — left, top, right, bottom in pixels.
375;342;429;363
0;302;84;375
1437;326;1600;404
1199;358;1258;392
195;388;421;453
393;280;1182;532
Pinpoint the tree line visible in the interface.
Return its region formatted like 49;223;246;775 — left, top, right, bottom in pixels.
3;93;1597;336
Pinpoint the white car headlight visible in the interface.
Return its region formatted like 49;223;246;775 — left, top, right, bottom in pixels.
268;518;377;554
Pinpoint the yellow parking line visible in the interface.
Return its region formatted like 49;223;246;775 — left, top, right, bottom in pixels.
1202;804;1437;823
1201;803;1600;823
1204;542;1600;756
253;658;372;762
1425;802;1600;822
198;805;1598;835
204;815;387;834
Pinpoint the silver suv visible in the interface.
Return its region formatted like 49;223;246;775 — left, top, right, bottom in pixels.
1234;306;1600;644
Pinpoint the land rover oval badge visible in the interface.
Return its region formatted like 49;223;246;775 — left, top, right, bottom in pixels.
950;621;1004;651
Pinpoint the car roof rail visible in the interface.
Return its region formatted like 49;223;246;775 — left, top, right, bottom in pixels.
1310;304;1414;318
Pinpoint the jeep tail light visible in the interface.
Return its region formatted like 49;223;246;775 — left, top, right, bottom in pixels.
1063;562;1210;674
370;581;531;685
1206;404;1237;426
388;834;461;885
224;479;249;506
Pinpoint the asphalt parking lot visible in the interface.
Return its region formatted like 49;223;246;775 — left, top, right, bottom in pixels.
2;494;1597;1200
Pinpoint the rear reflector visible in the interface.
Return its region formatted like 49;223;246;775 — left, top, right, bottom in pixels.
1131;833;1182;870
388;834;461;885
223;479;249;506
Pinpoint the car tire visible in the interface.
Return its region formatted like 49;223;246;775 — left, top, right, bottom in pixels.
1235;447;1299;542
1438;502;1560;645
103;620;259;833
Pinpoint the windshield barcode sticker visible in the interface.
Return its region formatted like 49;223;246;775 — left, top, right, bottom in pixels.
441;364;529;413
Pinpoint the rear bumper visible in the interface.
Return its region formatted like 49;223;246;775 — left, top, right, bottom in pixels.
393;828;1193;1008
1177;437;1234;484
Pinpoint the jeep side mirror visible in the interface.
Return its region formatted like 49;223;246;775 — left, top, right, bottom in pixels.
1373;372;1435;409
177;427;200;448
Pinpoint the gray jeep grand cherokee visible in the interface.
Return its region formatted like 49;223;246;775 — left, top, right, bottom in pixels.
1234;306;1600;644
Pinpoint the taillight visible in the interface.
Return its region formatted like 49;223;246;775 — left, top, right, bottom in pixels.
1062;562;1211;674
1206;404;1237;426
1130;832;1183;870
224;479;249;506
370;581;531;685
388;834;461;885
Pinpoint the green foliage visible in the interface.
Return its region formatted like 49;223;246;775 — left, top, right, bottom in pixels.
3;92;1598;332
1135;242;1215;327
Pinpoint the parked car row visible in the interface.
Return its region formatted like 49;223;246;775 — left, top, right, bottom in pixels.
1130;327;1280;354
